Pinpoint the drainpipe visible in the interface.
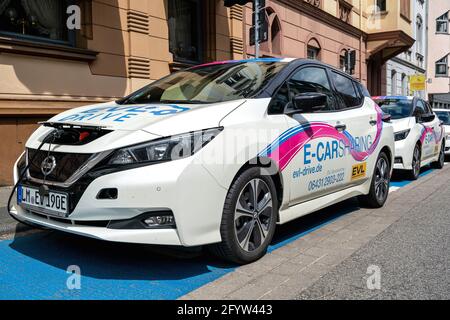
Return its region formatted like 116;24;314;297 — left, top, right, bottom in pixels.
360;0;363;83
425;0;429;100
254;0;260;58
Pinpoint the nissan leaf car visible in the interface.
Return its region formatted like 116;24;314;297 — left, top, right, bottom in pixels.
373;96;445;180
10;58;394;264
434;108;450;156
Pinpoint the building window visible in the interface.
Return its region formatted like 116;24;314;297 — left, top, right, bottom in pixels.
338;0;352;24
436;56;448;77
376;0;386;12
307;46;320;60
168;0;203;64
270;14;282;55
401;74;408;96
261;7;282;56
400;0;410;21
340;50;347;72
404;50;412;61
0;0;75;45
304;0;322;8
416;53;424;68
307;38;321;60
436;12;449;33
391;70;397;95
416;15;423;54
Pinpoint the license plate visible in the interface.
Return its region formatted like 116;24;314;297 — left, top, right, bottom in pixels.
17;185;69;217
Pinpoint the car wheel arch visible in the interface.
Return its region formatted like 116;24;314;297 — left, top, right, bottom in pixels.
380;145;393;167
229;157;284;221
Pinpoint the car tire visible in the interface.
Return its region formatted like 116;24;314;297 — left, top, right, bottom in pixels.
209;167;278;264
408;144;421;180
359;152;391;208
431;141;445;169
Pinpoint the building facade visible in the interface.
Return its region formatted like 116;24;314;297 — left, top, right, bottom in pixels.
427;0;450;109
386;0;427;98
0;0;414;185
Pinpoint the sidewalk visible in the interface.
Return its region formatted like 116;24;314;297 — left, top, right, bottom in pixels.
181;165;450;300
0;187;31;238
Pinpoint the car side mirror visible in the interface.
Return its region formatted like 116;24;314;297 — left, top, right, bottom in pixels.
413;109;424;122
420;114;436;123
288;93;327;114
382;113;391;123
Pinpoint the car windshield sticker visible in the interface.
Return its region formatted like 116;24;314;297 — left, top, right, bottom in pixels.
57;104;191;123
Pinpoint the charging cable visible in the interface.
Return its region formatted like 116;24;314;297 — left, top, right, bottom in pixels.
7;129;63;227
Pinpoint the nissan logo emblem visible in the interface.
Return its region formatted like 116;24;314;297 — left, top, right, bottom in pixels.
41;156;57;176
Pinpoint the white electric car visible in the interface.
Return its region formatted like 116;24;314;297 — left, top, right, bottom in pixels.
10;58;395;264
373;96;445;180
434;108;450;156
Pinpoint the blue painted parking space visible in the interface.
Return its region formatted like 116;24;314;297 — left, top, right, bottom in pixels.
0;167;436;300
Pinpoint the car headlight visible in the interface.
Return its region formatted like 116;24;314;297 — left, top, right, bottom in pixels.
394;129;410;141
108;127;223;165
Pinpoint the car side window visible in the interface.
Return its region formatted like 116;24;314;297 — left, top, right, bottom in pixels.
287;67;336;112
268;66;336;114
268;82;290;114
357;82;371;98
415;100;426;115
425;101;433;115
331;71;363;109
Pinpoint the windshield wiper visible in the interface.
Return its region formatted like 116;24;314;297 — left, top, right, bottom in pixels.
159;100;210;105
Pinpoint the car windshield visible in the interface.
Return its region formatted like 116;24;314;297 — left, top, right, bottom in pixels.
376;98;414;120
436;111;450;125
119;61;287;105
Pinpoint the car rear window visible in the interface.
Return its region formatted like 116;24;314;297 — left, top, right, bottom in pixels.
331;71;363;109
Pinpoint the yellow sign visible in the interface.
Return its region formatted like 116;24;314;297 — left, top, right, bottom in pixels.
409;74;426;92
352;162;367;181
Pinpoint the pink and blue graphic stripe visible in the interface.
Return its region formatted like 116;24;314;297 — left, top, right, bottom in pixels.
260;106;384;171
420;125;444;144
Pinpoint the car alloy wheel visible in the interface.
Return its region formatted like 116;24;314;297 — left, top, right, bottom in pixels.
374;157;390;203
432;142;445;169
411;145;421;179
438;143;445;167
234;178;274;252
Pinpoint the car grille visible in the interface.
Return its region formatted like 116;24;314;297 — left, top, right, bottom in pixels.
27;149;93;183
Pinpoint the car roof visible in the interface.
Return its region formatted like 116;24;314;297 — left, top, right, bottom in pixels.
372;96;415;100
192;58;365;99
196;58;356;77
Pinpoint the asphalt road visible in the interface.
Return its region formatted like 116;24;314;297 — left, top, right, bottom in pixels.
298;173;450;300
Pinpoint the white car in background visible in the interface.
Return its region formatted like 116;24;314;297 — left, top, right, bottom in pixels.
373;96;445;180
10;59;394;264
434;108;450;156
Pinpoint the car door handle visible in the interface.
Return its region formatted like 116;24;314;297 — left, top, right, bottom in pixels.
335;124;347;132
369;120;378;126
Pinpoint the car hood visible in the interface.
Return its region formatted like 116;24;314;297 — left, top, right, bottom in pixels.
391;117;413;133
26;100;246;153
46;100;246;135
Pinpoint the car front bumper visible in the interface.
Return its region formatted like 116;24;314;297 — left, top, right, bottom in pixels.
445;137;450;155
11;157;228;247
393;139;414;170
